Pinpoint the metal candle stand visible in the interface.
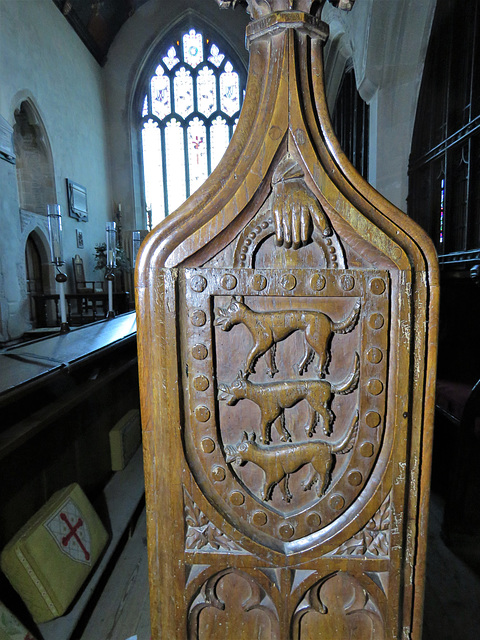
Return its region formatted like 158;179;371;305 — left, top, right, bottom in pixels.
47;204;70;334
105;221;117;319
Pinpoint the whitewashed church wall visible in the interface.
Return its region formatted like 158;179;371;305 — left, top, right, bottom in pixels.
0;157;22;342
0;0;112;340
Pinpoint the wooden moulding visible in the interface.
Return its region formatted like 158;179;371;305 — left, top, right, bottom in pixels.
136;2;439;639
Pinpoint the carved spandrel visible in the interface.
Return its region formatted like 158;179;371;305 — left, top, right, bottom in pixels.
327;494;391;558
181;268;390;551
184;489;247;554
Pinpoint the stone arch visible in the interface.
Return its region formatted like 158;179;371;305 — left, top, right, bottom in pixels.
19;219;56;330
25;229;47;325
13;99;56;216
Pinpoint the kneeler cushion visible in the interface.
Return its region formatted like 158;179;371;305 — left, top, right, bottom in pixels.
109;408;141;471
0;601;36;640
0;484;108;624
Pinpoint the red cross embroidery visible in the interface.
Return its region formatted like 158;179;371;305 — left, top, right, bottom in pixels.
60;512;90;561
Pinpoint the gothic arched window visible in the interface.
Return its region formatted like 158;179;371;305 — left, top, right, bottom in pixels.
331;65;369;180
409;0;480;261
139;27;246;227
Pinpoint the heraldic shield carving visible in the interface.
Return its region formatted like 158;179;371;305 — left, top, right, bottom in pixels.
135;2;439;639
182;266;389;553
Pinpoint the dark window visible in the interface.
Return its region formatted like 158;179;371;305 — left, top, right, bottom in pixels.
331;66;369;180
409;0;480;263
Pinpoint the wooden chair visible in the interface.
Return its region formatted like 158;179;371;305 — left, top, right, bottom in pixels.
72;254;103;294
71;254;104;322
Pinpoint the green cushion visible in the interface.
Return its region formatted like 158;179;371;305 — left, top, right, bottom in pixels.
109;409;141;471
0;484;108;624
0;601;36;640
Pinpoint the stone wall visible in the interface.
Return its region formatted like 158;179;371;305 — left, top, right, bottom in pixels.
322;0;437;210
0;0;112;341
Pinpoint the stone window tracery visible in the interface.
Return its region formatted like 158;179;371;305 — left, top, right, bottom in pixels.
138;27;246;227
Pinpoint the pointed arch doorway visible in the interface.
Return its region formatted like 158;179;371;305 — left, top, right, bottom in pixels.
25;231;47;327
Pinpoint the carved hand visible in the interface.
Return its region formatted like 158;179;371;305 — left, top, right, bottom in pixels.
272;179;331;249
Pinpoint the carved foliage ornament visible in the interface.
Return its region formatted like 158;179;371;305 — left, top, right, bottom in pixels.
328;494;391;558
184;489;245;553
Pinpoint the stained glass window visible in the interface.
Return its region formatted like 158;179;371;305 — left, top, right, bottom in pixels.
187;118;208;192
165;118;186;212
208;44;225;68
139;27;245;227
183;29;203;68
197;67;216;117
162;46;179;70
211;116;229;171
142;120;165;222
220;61;240;117
151;66;171;120
174;67;194;119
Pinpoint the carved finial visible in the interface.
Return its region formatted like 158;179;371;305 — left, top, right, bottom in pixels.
328;0;355;10
215;0;355;19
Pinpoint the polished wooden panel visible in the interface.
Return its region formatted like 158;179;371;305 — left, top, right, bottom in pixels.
136;2;439;638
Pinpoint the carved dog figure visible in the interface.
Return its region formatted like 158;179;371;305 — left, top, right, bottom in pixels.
214;296;360;377
218;352;359;443
224;412;359;502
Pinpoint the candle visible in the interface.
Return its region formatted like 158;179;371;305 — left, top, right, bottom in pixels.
105;221;117;268
47;204;63;265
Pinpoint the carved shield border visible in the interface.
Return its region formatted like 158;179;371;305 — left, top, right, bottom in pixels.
180;268;390;554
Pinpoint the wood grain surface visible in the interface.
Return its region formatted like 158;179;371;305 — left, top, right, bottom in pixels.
136;2;439;638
